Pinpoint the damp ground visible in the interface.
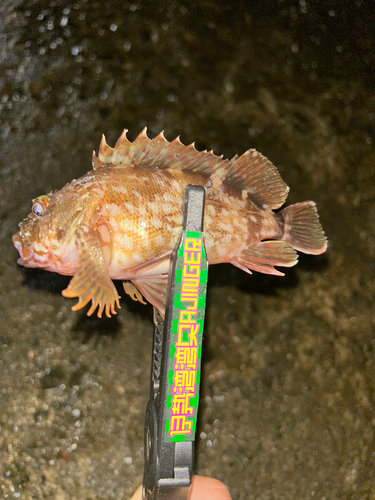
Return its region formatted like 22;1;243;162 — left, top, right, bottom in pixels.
0;1;374;499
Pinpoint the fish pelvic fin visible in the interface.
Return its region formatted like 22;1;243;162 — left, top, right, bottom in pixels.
235;241;298;276
123;281;147;304
130;275;169;316
62;227;120;318
280;201;327;255
121;253;171;315
92;129;289;209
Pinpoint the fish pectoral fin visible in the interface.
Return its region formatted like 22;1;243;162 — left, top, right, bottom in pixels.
62;227;120;318
235;240;298;276
130;275;169;316
122;281;147;304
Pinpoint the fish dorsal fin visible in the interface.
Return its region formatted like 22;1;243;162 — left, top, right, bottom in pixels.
224;150;289;209
92;128;289;209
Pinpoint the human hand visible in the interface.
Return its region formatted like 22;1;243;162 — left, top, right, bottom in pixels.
130;475;232;500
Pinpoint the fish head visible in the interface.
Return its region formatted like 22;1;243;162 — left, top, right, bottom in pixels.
12;183;88;274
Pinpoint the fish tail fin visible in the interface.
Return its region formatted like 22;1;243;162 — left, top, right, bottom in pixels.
280;201;327;255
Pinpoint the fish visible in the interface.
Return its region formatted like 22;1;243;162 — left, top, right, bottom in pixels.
12;128;327;318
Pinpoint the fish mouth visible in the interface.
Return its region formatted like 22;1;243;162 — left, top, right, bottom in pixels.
12;232;54;270
12;232;32;264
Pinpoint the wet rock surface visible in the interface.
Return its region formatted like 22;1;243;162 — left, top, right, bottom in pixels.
1;1;374;499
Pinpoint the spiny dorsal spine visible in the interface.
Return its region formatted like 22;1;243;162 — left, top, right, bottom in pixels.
92;128;289;209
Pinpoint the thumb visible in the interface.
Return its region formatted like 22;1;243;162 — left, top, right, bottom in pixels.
129;475;232;500
188;475;232;500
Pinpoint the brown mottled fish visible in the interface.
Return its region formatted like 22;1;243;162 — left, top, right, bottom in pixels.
12;129;327;317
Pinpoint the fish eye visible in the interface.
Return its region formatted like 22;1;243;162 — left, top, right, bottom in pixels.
32;202;45;217
31;196;49;218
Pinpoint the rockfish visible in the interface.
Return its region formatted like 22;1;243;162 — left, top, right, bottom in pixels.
13;129;327;317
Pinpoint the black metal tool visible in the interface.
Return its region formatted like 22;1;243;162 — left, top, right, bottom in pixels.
143;185;208;500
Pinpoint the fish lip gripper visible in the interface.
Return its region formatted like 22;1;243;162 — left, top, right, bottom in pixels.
142;185;207;500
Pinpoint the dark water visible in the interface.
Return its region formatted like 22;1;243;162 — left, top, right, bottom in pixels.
1;1;374;499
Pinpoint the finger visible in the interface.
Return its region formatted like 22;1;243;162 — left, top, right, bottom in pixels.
188;475;232;500
129;475;232;500
129;485;142;500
